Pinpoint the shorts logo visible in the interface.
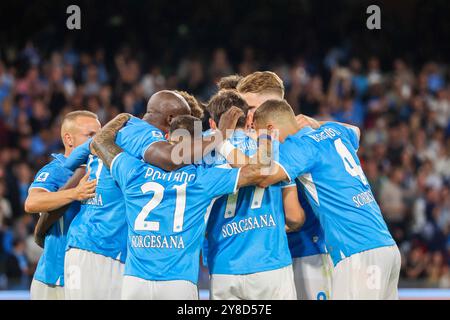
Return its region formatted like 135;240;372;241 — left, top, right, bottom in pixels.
366;265;381;290
36;172;49;182
66;265;81;290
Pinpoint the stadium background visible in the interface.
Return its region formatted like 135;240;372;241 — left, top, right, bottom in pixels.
0;0;449;299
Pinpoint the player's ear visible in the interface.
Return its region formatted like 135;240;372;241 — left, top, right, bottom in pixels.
64;132;74;148
267;124;278;139
246;113;254;130
209;118;217;130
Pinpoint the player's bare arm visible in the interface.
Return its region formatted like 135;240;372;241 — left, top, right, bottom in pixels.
33;167;86;248
144;106;245;171
235;133;275;188
282;185;305;233
90;113;131;168
24;170;96;214
257;162;289;188
216;106;252;167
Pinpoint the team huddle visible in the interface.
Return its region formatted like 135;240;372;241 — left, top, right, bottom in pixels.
24;71;401;300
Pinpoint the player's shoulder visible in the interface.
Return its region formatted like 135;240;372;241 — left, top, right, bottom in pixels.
320;122;360;146
126;117;164;137
126;116;156;130
299;123;352;145
114;151;143;168
192;163;229;180
38;154;66;173
126;116;146;126
33;155;68;184
320;121;355;136
284;127;318;148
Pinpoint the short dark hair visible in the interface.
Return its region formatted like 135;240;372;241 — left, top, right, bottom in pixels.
174;90;204;119
207;90;248;128
217;75;243;91
169;115;202;138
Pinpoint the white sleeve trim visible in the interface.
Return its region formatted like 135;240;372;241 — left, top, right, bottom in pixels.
28;187;51;193
216;163;232;169
110;152;124;177
233;167;242;193
141;140;165;160
273;160;293;183
217;140;236;160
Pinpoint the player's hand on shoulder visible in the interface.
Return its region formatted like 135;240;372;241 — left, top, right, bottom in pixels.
296;114;320;129
113;112;133;124
72;170;97;201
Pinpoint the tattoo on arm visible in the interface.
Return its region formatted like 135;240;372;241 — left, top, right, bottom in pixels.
91;113;130;168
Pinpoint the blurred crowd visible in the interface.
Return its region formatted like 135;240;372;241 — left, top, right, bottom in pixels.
0;42;449;290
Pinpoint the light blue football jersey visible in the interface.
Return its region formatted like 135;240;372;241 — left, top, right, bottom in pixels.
283;181;327;258
110;152;240;284
30;153;79;286
277;123;395;266
66;116;166;262
205;130;292;275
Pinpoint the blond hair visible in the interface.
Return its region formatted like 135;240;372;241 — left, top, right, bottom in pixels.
61;110;98;139
237;71;284;98
253;99;295;125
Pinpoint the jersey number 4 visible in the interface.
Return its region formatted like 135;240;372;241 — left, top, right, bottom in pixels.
334;138;368;186
134;182;187;232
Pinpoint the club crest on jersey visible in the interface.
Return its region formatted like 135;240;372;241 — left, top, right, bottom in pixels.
36;172;50;182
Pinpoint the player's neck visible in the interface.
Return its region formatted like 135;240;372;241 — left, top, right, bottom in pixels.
279;122;299;142
142;114;167;134
64;147;72;158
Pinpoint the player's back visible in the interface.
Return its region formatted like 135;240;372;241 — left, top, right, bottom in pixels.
286;181;327;259
279;123;395;265
111;152;240;284
206;130;292;275
64;117;165;263
66;155;128;262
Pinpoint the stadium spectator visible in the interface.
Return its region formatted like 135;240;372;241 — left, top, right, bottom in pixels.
0;41;448;290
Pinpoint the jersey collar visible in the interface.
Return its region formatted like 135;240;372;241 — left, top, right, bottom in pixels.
296;126;315;137
51;153;67;165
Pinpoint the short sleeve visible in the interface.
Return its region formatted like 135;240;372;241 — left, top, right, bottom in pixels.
197;165;241;198
281;181;296;189
29;164;62;192
64;139;92;171
116;117;166;159
277;136;317;182
323;122;360;150
110;152;143;190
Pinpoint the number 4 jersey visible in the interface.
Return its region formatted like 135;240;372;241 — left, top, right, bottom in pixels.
110;152;241;284
277;123;395;266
